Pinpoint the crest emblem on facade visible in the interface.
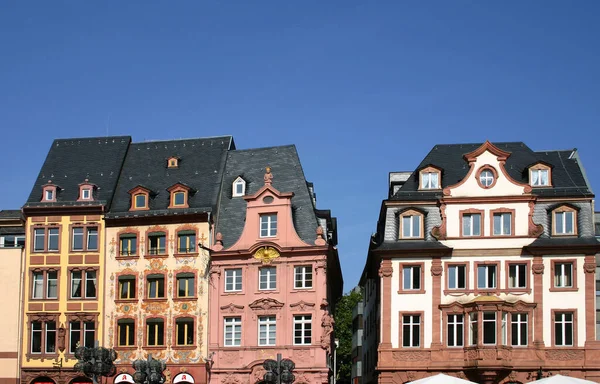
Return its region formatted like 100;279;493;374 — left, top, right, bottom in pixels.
253;246;280;264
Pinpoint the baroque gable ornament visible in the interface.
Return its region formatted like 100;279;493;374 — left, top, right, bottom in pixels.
249;298;284;311
220;303;245;313
254;246;280;264
289;300;315;311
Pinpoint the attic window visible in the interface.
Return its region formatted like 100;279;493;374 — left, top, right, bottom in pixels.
77;179;95;201
41;182;57;202
529;163;552;187
168;157;179;168
128;186;151;211
399;209;424;239
552;205;577;236
232;177;246;197
419;166;441;190
476;166;498;189
167;183;191;209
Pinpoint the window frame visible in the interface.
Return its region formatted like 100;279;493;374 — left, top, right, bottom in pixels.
167;184;191;209
552;206;578;236
476;166;498;189
146;274;166;299
175;317;195;346
551;260;578;292
293;314;312;346
460;209;484;238
224;268;243;292
68;267;98;300
490;208;515;237
552;310;577;347
30;268;60;300
128;186;151;211
258;315;277;346
224;316;242;347
117;274;137;301
66;314;97;355
474;262;500;294
294;265;313;290
27;313;59;359
399;312;423;348
70;224;100;252
118;231;139;258
529;163;552;187
510;312;528;347
31;225;62;253
445;263;469;293
398;209;424;239
147;231;167;256
41;185;57;202
145;318;165;347
117;318;136;347
418;166;441;190
176;230;197;255
259;266;277;291
446;313;464;347
232;177;246;197
259;213;278;238
398;263;425;294
505;261;531;292
175;272;196;299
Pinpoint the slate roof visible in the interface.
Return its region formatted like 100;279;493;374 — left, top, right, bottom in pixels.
24;136;131;208
0;210;21;220
106;136;234;218
391;142;593;200
214;145;319;248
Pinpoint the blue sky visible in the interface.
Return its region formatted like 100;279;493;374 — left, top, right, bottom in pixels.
1;1;599;289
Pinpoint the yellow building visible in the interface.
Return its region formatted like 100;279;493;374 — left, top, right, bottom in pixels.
0;210;25;384
20;137;131;384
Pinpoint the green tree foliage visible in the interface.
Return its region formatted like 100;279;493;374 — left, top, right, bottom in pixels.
334;288;363;383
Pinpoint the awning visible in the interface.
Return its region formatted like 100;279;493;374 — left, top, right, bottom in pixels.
114;374;135;384
173;372;195;384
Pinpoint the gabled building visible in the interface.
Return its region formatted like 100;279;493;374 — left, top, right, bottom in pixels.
0;210;25;384
361;141;600;384
207;146;343;384
20;137;131;384
103;136;234;384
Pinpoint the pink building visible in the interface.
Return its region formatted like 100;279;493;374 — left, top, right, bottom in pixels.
207;147;342;384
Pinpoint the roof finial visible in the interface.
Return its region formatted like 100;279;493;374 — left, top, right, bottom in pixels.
264;166;273;186
315;226;326;246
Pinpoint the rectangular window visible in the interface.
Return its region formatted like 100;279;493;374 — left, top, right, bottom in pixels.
47;271;58;299
72;226;98;251
72;227;84;251
69;321;95;353
511;313;528;346
402;265;421;290
462;213;481;236
118;319;135;346
483;312;496;345
258;316;276;346
48;228;59;251
71;270;96;299
118;276;136;299
224;317;242;347
402;215;421;238
82;188;91;200
177;273;195;298
87;227;98;250
224;268;242;292
135;194;147;209
119;234;137;256
260;214;278;237
531;169;549;186
509;264;527;289
31;322;42;353
177;232;196;253
447;314;464;347
294;266;313;289
555;312;574;346
32;272;44;299
147;275;165;298
176;318;194;346
555;211;575;235
45;189;54;201
45;321;57;353
293;315;312;345
146;319;164;346
469;313;478;346
148;232;166;255
259;267;277;290
477;265;497;289
173;192;186;206
448;265;466;290
421;172;439;189
34;228;45;251
402;315;420;347
554;262;573;288
493;213;512;235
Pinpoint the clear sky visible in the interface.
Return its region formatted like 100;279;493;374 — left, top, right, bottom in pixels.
1;1;599;290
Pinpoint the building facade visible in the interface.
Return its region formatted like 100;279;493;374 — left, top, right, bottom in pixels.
20;137;131;384
0;210;25;384
207;146;343;384
351;295;364;384
361;141;600;384
103;136;234;384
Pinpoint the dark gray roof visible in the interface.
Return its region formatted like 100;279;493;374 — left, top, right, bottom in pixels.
214;145;319;248
106;136;233;218
24;136;131;208
373;240;451;252
0;210;21;219
0;226;24;235
392;142;593;199
526;237;600;249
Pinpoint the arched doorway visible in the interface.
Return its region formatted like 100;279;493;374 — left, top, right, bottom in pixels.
31;377;55;384
70;378;93;384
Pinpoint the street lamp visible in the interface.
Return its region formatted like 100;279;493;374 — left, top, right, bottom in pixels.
333;338;339;384
263;353;295;383
74;344;118;384
132;354;167;384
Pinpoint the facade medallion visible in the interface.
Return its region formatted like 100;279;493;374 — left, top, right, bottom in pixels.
253;246;280;264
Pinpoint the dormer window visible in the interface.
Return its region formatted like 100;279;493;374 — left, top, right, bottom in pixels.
45;189;54;201
41;181;57;202
77;179;95;201
128;186;151;211
477;166;498;189
419;167;441;190
399;209;424;239
81;189;91;200
553;205;577;236
529;163;552;187
232;177;246;197
167;183;191;209
168;157;179;168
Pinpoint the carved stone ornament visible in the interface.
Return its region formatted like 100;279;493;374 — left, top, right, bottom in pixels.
249;298;284;311
532;263;545;274
430;265;443;276
221;373;241;384
584;262;596;273
392;351;430;361
220;303;245;313
546;349;584;360
289;300;315;311
315;226;326;246
264;166;273;185
254;246;280;264
379;264;393;278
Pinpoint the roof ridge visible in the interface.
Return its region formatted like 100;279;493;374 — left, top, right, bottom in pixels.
53;136;131;142
134;135;233;144
230;144;296;153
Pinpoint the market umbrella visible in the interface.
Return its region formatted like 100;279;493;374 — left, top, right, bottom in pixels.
407;373;478;384
528;374;598;384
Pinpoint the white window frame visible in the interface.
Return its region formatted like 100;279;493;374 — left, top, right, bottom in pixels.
258;315;276;346
508;264;527;289
259;267;277;291
402;314;420;348
45;189;54;201
447;314;464;347
555;211;575;235
294;265;313;289
224;268;243;292
47;228;59;251
293;315;312;345
477;265;497;289
531;169;549;186
462;213;481;236
555;312;574;346
31;322;42;353
479;169;495;187
421;172;439;189
81;188;91;200
482;312;496;345
448;265;466;290
402;265;421;290
511;313;528;346
554;262;573;288
224;317;242;347
493;213;512;236
232;177;246;197
469;313;478;346
260;214;278;238
401;214;421;238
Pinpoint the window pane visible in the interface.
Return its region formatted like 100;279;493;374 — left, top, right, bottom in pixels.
31;322;42;353
47;271;58;298
402;216;411;237
69;322;81;353
71;271;82;298
477;266;486;288
46;321;57;353
503;214;511;235
48;228;59;251
87;228;98;250
174;192;185;205
565;212;574;233
86;271;97;298
34;229;45;251
84;322;95;347
412;216;421;237
483;312;496;345
472;214;481;235
135;194;146;208
73;228;84;250
493;214;501;235
403;268;411;290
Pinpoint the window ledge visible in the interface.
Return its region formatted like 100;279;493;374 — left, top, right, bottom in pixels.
443;289;472;296
549;287;578;292
144;254;169;259
173;297;197;302
116;255;139;260
116;345;137;350
174;253;199;258
173;345;196;350
397;289;426;295
145;298;168;302
499;288;532;295
291;288;315;292
115;298;138;304
68;297;98;301
223;291;244;295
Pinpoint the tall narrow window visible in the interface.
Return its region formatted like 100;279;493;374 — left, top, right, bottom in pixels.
31;322;42;353
233;177;246;197
260;214;278;237
176;318;194;346
401;214;422;238
554;312;574;346
555;210;576;235
135;194;147;209
47;271;58;299
554;262;573;288
469;313;478;346
258;316;277;346
224;317;242;346
87;227;98;250
45;321;57;353
448;265;466;290
177;231;196;253
293;315;312;345
511;313;528;346
32;272;44;299
73;228;84;251
402;315;420;347
493;212;512;236
146;319;164;346
48;228;59;251
34;228;45;251
462;213;481;236
402;265;421;291
118;319;135;346
509;264;527;289
224;269;242;292
483;312;496;345
447;314;464;347
259;267;277;290
147;275;165;299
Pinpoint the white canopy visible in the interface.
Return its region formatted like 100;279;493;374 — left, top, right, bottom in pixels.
528;374;598;384
407;373;478;384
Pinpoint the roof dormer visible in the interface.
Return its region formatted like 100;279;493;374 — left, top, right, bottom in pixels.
128;185;152;211
41;180;58;202
77;179;96;201
167;156;180;169
528;162;552;187
232;176;246;197
418;165;442;190
167;183;192;208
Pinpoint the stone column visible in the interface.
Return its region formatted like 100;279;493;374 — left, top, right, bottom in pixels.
532;256;544;347
379;259;393;349
584;255;596;342
431;257;443;349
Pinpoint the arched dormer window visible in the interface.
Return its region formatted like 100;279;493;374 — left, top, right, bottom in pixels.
167;156;179;168
77;179;96;201
419;166;441;190
41;181;58;202
552;205;578;236
168;183;192;209
529;162;552;187
232;177;246;197
128;186;151;211
398;209;425;239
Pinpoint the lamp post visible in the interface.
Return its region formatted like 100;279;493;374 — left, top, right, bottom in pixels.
74;344;118;384
333;338;339;384
132;355;167;384
263;353;295;384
